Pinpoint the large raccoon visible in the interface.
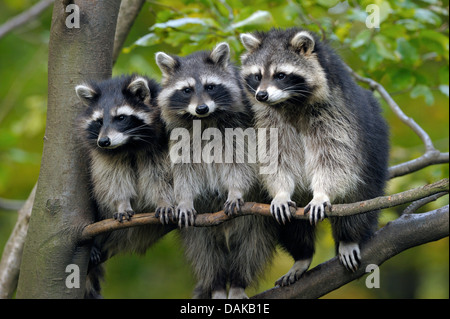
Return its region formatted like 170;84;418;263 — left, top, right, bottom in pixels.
240;28;389;285
155;43;277;298
75;75;175;297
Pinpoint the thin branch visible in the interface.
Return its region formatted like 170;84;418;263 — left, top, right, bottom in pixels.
112;0;146;64
402;191;448;215
345;64;435;151
0;0;54;40
389;152;449;179
80;178;449;242
344;64;449;178
0;197;25;211
253;205;449;299
0;184;36;299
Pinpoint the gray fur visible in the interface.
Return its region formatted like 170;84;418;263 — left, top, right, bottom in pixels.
240;28;389;281
157;43;277;298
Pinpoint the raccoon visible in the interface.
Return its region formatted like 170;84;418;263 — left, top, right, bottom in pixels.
75;75;175;297
155;43;277;298
240;28;389;285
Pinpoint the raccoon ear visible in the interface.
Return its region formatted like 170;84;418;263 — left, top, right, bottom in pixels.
128;76;150;102
75;84;98;106
210;42;230;68
240;33;261;52
291;31;315;56
155;52;178;77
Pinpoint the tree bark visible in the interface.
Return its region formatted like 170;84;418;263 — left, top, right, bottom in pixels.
253;205;449;299
16;0;121;298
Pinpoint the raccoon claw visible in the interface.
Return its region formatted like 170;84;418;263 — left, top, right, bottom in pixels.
338;242;361;272
304;198;331;225
224;198;244;216
275;259;311;287
176;205;197;228
89;246;102;266
155;205;175;225
270;199;296;224
113;210;134;222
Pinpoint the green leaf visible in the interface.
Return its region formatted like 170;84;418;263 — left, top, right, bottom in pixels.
439;85;449;98
230;10;273;30
410;84;434;105
380;24;407;39
134;33;159;47
439;66;449;85
347;8;367;23
317;0;340;8
360;42;383;71
414;8;442;26
374;34;397;60
379;1;392;23
396;38;419;65
390;68;415;91
420;30;450;55
350;29;372;49
151;17;210;31
396;19;425;31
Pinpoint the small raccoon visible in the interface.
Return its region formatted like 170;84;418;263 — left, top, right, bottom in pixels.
156;43;277;298
240;28;389;285
75;75;175;298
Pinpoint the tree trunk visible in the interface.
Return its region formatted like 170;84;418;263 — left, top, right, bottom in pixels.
16;0;121;298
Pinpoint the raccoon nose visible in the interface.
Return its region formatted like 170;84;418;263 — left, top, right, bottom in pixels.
196;104;209;115
256;91;269;102
98;136;111;148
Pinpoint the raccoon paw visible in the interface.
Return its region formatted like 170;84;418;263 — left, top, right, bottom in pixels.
275;259;311;287
270;195;296;224
89;246;102;266
304;195;331;225
223;197;244;216
155;205;175;225
228;287;249;299
113;210;134;222
176;204;197;228
338;242;361;272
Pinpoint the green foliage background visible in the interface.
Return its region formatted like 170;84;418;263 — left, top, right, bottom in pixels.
0;0;448;298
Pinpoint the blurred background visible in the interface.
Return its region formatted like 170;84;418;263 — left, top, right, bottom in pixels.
0;0;448;298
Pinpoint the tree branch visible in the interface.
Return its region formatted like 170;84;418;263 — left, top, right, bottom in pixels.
0;184;36;299
0;197;25;211
253;205;449;299
80;178;449;242
344;64;449;178
389;152;449;179
112;0;146;64
0;0;54;40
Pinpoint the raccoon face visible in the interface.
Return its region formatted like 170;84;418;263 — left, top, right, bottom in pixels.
240;29;329;106
156;42;242;120
76;76;158;150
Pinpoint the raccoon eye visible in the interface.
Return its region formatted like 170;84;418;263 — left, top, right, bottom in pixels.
116;115;126;121
96;118;103;125
183;87;193;94
276;73;286;80
205;84;215;91
254;74;261;82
